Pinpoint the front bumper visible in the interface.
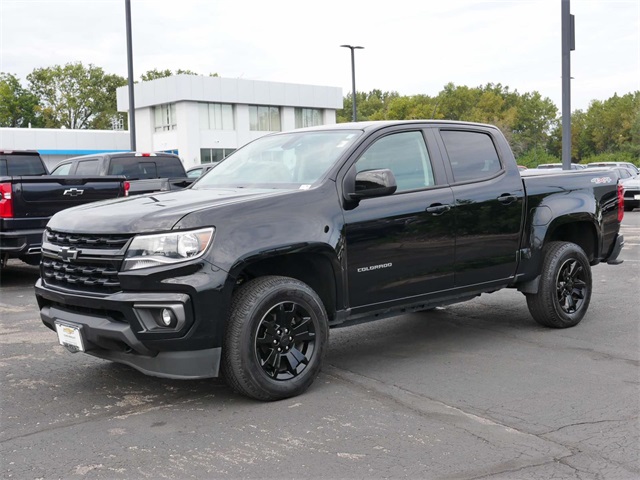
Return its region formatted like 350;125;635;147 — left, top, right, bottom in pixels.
623;188;640;209
36;266;230;378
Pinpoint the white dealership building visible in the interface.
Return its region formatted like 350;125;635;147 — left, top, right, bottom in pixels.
0;76;343;171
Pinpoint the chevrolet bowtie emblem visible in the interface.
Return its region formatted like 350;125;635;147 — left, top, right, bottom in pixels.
58;247;79;262
63;188;84;196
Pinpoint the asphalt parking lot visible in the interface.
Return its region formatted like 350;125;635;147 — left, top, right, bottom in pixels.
1;213;638;480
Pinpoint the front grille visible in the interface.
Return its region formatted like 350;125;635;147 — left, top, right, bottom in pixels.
42;229;134;295
45;230;131;250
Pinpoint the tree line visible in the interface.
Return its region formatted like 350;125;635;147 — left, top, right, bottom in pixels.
337;84;639;166
1;62;638;166
0;62;217;130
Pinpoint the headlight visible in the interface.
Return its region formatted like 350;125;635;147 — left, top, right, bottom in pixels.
122;227;214;271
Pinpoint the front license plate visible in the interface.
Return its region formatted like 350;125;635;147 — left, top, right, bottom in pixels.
55;322;85;352
634;194;640;200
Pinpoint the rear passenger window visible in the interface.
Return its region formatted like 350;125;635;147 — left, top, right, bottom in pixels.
440;131;502;183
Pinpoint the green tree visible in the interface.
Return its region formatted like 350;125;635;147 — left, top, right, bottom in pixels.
27;62;126;129
139;69;219;82
0;73;43;127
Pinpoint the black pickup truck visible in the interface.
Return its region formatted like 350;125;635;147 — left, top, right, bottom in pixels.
1;150;128;266
50;152;194;195
35;121;625;401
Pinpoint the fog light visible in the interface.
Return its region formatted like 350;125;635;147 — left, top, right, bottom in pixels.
161;308;175;327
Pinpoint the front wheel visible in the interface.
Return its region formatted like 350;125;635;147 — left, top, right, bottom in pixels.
222;276;329;401
526;241;592;328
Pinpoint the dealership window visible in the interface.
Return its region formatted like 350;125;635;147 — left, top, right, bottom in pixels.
200;148;236;164
199;103;234;130
249;105;281;131
154;103;177;131
295;108;323;128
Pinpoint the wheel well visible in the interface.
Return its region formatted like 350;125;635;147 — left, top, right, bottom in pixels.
234;253;338;321
547;221;597;261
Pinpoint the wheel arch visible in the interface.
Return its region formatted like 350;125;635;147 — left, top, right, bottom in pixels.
543;216;600;262
228;245;343;323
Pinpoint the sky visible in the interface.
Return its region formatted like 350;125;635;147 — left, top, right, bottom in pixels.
0;0;639;113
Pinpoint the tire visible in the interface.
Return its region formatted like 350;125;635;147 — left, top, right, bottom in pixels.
624;205;634;212
526;241;592;328
222;276;329;401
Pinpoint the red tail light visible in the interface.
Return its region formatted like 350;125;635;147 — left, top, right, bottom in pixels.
617;183;624;223
124;181;130;197
0;182;14;218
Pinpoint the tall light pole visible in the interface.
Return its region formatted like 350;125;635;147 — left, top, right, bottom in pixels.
125;0;136;151
561;0;575;170
340;45;364;122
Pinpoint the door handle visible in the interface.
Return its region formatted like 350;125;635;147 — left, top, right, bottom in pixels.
497;194;518;205
426;204;451;215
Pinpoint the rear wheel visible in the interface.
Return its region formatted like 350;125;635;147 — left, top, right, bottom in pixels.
526;241;592;328
222;276;329;401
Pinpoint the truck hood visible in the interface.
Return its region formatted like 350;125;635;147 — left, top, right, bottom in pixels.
47;187;289;234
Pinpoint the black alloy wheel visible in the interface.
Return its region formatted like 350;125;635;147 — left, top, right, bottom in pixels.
222;276;329;401
254;301;316;380
555;258;588;314
526;241;592;328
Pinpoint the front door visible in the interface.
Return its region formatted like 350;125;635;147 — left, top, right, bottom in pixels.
343;130;456;309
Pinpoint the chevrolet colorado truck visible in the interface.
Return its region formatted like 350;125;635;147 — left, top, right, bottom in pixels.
0;150;128;266
50;152;194;195
35;121;625;401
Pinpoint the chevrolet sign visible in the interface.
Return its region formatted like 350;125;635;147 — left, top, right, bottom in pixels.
63;188;84;197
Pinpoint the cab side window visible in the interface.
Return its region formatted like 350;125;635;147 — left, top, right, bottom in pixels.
356;131;435;192
51;163;72;175
75;160;99;175
440;130;502;183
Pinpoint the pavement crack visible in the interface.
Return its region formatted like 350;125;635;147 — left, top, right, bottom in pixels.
539;418;632;436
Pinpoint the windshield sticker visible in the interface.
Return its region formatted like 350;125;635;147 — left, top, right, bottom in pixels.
299;185;311;190
591;177;613;184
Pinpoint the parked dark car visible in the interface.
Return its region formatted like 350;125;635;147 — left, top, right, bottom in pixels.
51;152;193;195
36;121;625;401
1;150;128;266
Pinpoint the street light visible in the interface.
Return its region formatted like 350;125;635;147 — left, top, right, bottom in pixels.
340;45;364;122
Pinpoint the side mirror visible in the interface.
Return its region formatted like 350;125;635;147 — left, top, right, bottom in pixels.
348;169;397;200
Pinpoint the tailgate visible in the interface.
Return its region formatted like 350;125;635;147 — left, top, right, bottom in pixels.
11;176;125;218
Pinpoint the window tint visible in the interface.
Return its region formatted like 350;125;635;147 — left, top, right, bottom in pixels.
51;163;72;175
0;155;48;176
156;159;185;177
108;156;184;179
75;160;99;175
355;131;435;192
440;130;502;183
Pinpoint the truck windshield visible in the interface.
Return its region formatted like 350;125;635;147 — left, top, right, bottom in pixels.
193;130;362;189
0;155;48;176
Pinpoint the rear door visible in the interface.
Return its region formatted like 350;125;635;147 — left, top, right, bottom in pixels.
436;128;525;286
343;128;455;309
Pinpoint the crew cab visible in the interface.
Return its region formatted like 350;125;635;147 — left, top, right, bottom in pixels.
1;150;128;266
35;121;625;401
51;152;194;195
